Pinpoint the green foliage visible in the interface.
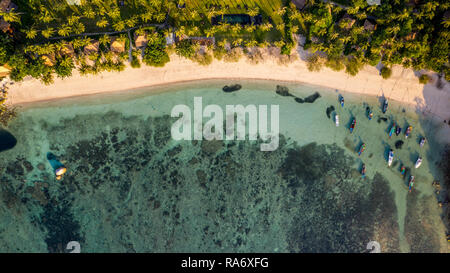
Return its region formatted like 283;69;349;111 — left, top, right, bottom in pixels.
0;34;13;65
193;52;213;66
213;46;227;61
142;33;170;67
418;74;431;84
54;56;75;78
344;57;363;76
380;66;392;79
306;54;323;72
175;39;196;59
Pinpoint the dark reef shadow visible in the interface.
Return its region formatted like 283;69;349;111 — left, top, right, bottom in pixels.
406;80;450;252
0;128;17;152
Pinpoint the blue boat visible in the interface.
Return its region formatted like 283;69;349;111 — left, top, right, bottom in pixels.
358;143;366;156
382;99;388;113
389;122;396;138
350;119;356;133
408;176;415;192
340;96;344;107
361;164;366;178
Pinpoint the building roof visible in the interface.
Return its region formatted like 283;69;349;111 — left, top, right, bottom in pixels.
60;42;75;57
110;37;126;53
367;0;381;5
292;0;306;10
41;54;56;67
364;19;377;31
0;0;16;33
83;40;99;55
135;34;148;48
339;14;356;29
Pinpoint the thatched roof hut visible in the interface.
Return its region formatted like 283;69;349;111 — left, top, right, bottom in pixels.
110;37;126;53
135;34;148;49
41;54;56;67
60;42;75;57
339;14;356;29
83;40;99;55
0;64;10;77
0;0;17;33
364;19;377;31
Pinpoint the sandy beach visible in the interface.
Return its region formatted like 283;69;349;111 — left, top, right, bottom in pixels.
6;49;450;122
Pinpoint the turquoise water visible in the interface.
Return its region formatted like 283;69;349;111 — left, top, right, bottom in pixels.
0;79;447;252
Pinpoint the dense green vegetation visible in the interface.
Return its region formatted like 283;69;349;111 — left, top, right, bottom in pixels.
301;0;450;81
0;0;447;87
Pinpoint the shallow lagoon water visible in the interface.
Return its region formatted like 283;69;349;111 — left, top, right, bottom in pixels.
0;79;448;252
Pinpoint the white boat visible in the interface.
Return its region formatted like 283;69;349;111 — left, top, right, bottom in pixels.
415;157;422;168
388;150;394;166
335;114;339;127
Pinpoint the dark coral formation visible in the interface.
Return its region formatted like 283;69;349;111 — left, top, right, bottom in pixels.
0;112;403;252
0;128;17;152
222;84;242;93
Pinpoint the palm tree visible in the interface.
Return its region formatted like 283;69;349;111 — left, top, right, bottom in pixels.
276;7;287;16
276;23;285;32
24;28;38;39
248;7;259;17
58;25;72;37
97;18;109;28
39;9;54;24
41;27;55;39
109;8;121;20
245;25;256;32
232;38;243;47
113;21;126;31
126;17;138;28
0;8;20;23
231;24;242;33
260;23;273;32
83;8;96;19
73;22;85;35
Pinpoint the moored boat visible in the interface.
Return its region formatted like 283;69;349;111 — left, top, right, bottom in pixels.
350;118;356;133
400;165;406;177
395;126;402;136
335;114;339;127
405;126;412;138
358;143;366;156
408;176;415;192
415;156;422;168
419;137;426;147
388;149;394;166
340;96;344;107
361;163;366;178
382;98;388;113
389;122;396;138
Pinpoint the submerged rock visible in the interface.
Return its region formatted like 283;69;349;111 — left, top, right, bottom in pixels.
395;140;404;149
275;85;292;97
304;92;321;103
222;84;242;92
294;92;321;104
326;106;335;119
0;128;17;152
377;117;388;123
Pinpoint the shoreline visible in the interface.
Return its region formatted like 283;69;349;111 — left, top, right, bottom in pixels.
6;52;450;121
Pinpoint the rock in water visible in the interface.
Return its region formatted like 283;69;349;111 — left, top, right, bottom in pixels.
295;98;304;103
275;85;292;97
304;92;321;103
326;106;335;119
0;129;17;152
223;84;242;92
395;140;404;149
